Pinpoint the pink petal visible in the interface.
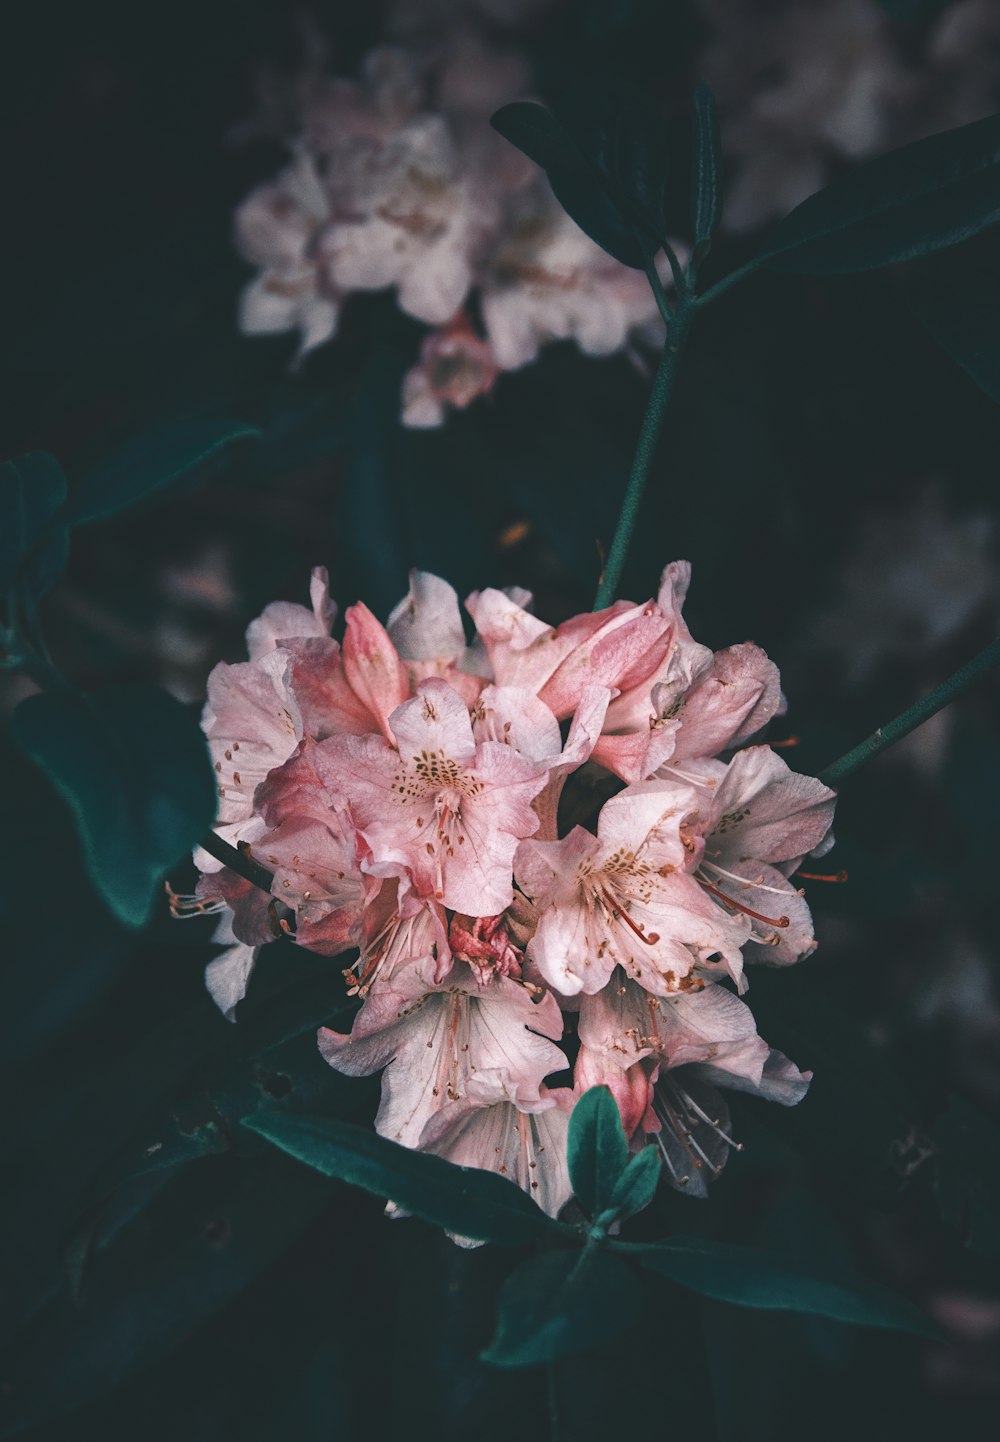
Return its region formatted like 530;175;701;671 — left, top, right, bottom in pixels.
709;746;837;865
388;678;476;764
343;602;410;742
419;1087;573;1219
387;570;466;663
670;643;783;762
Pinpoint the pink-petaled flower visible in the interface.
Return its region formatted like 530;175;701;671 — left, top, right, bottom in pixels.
341;601;410;742
344;882;451;998
659;745;837;965
280;599;412;743
196;567;334;868
386;569;484;705
197;650;301;869
203;911;261;1024
402;312;500;428
318;963;566;1149
592;562;782;782
420;1084;574;1223
577;974;810;1194
322;111;484;327
252;746;374;956
515;779;751;997
314;678;548;915
245;566;336;660
464;588;671;721
448;912;522;985
480;202;672;370
235;153;341;360
471;683;611;842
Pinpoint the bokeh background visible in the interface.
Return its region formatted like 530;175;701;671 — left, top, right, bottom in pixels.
3;2;1000;1438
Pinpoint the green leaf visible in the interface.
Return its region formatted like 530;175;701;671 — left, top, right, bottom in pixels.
242;1111;564;1246
491;94;666;268
58;416;259;527
567;1085;629;1217
0;451;69;597
759;111;1000;274
481;1248;641;1367
607;1143;661;1220
933;1094;1000;1258
10;684;217;927
691;82;723;253
905;246;1000;403
0;1159;332;1437
622;1239;940;1337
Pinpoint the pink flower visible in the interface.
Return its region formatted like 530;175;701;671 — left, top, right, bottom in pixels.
515;779;751;997
592;563;782;782
471;683;611;842
480;203;670;370
386;568;484;705
315;678;548;914
448;911;523;985
235;153;341;359
341;602;410;742
420;1085;574;1222
345;883;451;998
402;312;500;428
202;911;262;1023
281;598;412;743
464;588;672;721
252;745;374;957
318;963;566;1148
196;568;332;866
661;745;837;965
576;975;810;1194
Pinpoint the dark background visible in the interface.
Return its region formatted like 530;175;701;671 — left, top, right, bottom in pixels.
2;2;999;1438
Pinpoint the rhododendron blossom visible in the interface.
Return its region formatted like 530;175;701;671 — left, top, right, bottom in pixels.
190;559;836;1224
233;30;686;425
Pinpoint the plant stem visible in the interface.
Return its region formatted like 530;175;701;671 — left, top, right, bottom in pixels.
695;254;764;308
819;637;1000;788
593;295;696;609
199;829;276;894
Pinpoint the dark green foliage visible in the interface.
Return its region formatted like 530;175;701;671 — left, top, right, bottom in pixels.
566;1085;630;1216
480;1248;642;1366
59;418;260;527
0;1159;334;1438
10;686;218;927
607;1145;662;1221
243;1111;566;1246
906;236;1000;403
759;111;1000;273
691;82;724;255
621;1239;940;1336
491;86;669;267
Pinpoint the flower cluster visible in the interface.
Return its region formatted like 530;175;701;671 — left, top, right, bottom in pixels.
188;561;836;1222
700;0;1000;232
234;35;674;427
